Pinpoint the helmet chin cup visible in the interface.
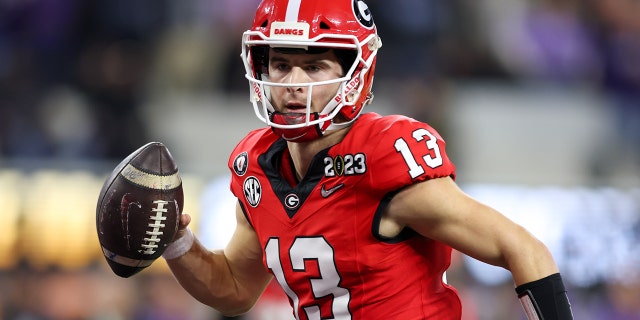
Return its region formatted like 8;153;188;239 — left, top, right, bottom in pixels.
270;112;329;142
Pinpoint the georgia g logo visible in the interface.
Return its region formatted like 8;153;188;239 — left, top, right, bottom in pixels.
284;193;300;210
353;0;374;28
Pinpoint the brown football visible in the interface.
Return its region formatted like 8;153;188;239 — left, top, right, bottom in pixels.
96;142;183;278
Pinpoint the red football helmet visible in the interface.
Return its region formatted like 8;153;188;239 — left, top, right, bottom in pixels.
241;0;382;142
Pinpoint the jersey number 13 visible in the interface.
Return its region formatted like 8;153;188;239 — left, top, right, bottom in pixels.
266;237;352;320
394;128;444;179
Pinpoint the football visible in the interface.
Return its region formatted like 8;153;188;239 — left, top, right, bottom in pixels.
96;142;183;278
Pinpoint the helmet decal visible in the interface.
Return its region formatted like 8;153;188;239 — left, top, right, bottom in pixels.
353;0;374;29
270;21;310;40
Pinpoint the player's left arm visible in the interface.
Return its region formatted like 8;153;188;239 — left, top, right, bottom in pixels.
387;177;573;319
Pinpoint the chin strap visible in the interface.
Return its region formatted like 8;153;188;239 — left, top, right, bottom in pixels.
269;110;360;142
270;112;329;142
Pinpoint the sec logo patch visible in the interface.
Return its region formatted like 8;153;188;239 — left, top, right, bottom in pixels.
243;176;262;207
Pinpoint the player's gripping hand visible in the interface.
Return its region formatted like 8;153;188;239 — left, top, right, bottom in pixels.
162;213;195;260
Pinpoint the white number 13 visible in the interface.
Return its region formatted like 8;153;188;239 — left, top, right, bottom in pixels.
266;237;351;320
394;128;444;179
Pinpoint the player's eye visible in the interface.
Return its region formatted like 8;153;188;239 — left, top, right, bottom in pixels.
305;65;322;72
273;63;290;72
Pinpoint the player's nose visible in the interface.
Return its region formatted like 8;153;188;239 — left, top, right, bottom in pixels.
286;67;307;93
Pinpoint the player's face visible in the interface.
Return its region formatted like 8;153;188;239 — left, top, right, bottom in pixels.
267;48;343;114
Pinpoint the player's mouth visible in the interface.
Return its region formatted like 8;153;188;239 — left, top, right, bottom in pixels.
284;102;308;113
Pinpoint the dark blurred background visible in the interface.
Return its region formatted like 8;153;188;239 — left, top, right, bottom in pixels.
0;0;639;319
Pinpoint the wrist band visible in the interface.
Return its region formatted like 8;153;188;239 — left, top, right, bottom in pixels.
516;273;574;320
162;227;194;260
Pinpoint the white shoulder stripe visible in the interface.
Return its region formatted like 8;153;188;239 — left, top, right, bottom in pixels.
120;164;181;190
285;0;302;22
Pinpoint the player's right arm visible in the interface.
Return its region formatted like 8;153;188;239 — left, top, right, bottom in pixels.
165;201;273;316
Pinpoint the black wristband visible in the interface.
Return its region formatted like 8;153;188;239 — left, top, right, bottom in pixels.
515;273;574;320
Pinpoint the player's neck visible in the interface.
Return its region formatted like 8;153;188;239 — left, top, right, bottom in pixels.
287;126;350;180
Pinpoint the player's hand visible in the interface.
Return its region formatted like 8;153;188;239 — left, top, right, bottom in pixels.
162;212;195;260
172;212;192;242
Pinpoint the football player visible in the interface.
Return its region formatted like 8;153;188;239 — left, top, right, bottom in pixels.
163;0;574;319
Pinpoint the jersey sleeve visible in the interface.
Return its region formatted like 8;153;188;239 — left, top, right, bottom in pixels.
227;128;274;202
364;115;456;193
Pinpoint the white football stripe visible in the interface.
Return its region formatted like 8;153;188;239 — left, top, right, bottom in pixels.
120;164;181;190
102;247;155;267
285;0;302;22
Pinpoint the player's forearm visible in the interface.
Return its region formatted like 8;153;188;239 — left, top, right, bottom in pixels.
502;230;559;286
500;232;573;319
165;238;257;315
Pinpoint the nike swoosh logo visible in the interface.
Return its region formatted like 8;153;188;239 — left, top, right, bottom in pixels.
282;132;307;141
320;183;344;198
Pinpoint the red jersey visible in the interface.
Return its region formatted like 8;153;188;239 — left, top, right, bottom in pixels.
228;113;462;320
